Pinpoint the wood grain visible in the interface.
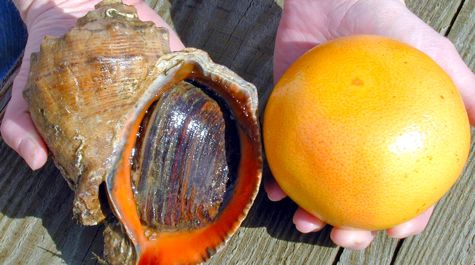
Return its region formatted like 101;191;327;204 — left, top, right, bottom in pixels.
336;233;400;265
0;0;473;265
164;0;280;113
0;141;103;265
449;0;475;69
206;194;338;265
405;0;464;34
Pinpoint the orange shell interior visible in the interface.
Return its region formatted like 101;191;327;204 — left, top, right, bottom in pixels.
107;64;261;265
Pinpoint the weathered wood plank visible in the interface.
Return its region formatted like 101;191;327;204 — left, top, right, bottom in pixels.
337;233;399;265
163;0;280;113
0;140;104;265
206;193;338;265
449;0;475;69
405;0;463;34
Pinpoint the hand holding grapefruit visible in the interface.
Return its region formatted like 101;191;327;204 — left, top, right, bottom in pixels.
264;35;471;230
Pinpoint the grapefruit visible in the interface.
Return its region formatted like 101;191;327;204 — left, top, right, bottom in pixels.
263;35;471;230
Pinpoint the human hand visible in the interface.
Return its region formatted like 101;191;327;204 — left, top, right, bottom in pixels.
268;0;475;249
0;0;184;170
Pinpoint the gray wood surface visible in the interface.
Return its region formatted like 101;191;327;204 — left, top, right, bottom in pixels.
405;0;463;34
449;0;475;68
0;0;473;264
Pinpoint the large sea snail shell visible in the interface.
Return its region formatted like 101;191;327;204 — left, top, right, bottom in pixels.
23;1;262;264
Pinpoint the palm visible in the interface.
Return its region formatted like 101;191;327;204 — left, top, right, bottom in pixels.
270;0;475;249
1;0;184;170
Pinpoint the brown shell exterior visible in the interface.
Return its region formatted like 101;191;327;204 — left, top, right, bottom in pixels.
24;0;262;264
24;0;170;224
103;219;136;265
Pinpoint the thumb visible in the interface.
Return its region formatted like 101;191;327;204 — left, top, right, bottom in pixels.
1;57;48;170
425;39;475;125
1;3;89;170
343;0;475;124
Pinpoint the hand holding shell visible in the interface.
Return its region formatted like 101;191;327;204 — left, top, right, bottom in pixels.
24;1;262;264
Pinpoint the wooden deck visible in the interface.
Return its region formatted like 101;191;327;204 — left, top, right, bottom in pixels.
0;0;474;264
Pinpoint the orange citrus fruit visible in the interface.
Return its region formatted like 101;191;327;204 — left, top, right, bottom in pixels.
263;35;471;230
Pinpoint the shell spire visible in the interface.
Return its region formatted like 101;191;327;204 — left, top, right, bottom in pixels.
24;0;170;225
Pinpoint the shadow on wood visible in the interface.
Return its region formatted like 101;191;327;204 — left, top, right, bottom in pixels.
169;0;280;113
240;165;335;248
0;140;104;265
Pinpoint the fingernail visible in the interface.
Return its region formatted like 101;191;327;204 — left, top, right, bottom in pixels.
19;138;40;170
267;190;286;202
293;209;324;233
264;180;287;201
349;239;370;250
331;229;374;250
389;224;413;238
294;219;323;233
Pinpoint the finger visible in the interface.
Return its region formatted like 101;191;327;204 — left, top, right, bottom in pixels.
400;30;475;125
424;39;475;125
127;0;185;51
272;1;326;82
330;227;376;250
293;208;325;233
387;206;434;238
1;96;48;170
342;0;475;123
1;57;48;170
264;177;287;201
384;7;475;124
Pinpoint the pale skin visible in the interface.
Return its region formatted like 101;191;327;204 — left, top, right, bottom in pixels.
2;0;474;250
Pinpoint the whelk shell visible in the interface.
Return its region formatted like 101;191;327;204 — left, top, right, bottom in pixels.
23;0;262;264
